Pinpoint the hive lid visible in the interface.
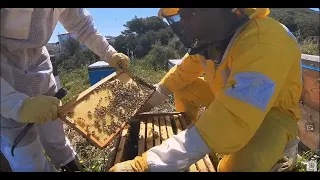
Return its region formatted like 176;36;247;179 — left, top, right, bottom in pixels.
88;61;111;68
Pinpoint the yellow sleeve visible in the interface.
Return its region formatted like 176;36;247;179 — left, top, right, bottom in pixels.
195;43;294;154
159;53;205;93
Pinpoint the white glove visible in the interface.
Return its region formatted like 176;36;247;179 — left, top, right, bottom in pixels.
146;125;211;172
140;83;171;112
109;125;211;172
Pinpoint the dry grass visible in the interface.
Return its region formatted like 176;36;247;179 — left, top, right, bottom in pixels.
63;124;113;171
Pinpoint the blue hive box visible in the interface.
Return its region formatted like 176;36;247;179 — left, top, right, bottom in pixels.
88;61;116;86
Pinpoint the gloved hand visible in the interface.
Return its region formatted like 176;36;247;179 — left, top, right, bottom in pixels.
109;53;130;69
109;153;149;172
19;95;61;124
139;83;171;113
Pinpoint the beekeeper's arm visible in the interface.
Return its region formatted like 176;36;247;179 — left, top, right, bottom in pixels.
142;53;205;111
160;53;205;92
109;43;293;172
58;8;129;69
1;78;60;124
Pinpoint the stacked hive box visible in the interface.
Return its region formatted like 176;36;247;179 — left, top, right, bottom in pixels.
108;112;216;172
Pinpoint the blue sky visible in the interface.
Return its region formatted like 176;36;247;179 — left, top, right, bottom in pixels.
49;8;319;43
49;8;159;43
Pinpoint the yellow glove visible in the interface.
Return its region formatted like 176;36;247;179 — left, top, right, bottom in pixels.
109;53;130;69
19;95;61;124
109;153;149;172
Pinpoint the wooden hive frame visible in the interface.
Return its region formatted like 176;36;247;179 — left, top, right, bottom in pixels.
58;71;155;149
105;125;131;170
135;112;216;172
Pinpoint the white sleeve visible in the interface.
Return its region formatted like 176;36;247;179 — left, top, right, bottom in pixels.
0;78;29;122
58;8;117;63
146;125;211;172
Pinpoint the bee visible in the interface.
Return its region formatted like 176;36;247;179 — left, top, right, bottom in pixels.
87;111;92;117
67;111;74;117
153;131;159;139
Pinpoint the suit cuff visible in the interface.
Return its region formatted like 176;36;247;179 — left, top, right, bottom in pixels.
157;83;172;96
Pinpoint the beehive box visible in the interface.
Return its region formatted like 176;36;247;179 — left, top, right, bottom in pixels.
298;66;320;152
58;71;155;149
107;112;216;172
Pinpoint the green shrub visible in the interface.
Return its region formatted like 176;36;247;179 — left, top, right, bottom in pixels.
300;38;319;55
296;150;320;172
129;60;167;85
144;42;180;71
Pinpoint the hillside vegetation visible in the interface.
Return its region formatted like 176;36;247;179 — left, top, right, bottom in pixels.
58;8;319;74
56;8;319;172
269;8;319;56
269;8;319;39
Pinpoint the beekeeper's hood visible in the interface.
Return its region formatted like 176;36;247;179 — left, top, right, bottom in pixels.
158;8;270;52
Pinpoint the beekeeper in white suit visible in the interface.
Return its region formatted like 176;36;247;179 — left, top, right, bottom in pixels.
0;8;130;172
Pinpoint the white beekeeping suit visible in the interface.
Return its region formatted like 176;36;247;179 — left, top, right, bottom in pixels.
0;8;129;172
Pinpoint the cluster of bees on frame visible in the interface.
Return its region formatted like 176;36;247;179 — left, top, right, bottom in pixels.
67;78;153;141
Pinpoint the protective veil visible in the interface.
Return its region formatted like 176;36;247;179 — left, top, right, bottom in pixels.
164;8;249;61
0;8;118;171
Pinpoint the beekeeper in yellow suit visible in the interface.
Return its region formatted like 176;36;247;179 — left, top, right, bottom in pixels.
109;8;302;172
